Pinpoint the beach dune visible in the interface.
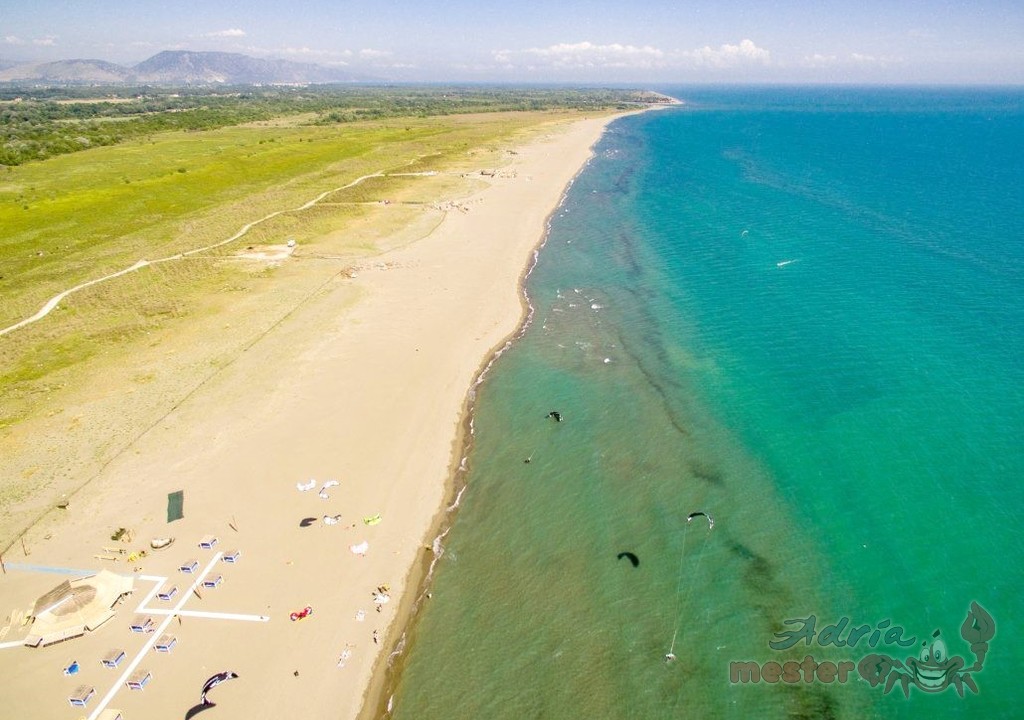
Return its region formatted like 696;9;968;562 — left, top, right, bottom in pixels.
0;113;620;719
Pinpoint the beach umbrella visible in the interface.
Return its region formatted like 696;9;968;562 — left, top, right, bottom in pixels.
26;570;134;647
200;671;238;705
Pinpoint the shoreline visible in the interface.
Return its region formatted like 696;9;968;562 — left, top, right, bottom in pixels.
358;152;594;719
0;108;657;720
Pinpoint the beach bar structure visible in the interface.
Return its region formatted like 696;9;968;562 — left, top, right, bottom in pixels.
179;558;199;574
68;685;95;707
126;668;152;690
155;633;177;652
199;535;218;550
24;570;134;648
101;648;126;668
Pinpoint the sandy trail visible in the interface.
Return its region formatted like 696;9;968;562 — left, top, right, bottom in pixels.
0;173;384;338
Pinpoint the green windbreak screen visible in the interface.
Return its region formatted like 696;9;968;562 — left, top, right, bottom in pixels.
167;490;184;522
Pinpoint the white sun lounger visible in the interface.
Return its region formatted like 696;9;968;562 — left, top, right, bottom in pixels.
101;649;126;668
202;574;223;589
154;634;177;653
68;685;95;707
156;585;178;602
129;616;155;633
126;669;152;690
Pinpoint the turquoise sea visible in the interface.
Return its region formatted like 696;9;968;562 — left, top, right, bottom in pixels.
385;87;1023;719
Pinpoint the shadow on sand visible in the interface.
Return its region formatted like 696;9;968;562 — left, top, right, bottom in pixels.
184;702;216;719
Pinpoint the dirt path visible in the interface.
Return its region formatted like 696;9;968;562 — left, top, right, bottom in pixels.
0;172;385;337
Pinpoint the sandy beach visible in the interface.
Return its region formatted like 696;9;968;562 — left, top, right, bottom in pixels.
0;112;624;719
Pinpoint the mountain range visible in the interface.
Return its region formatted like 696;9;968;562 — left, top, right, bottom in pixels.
0;50;372;85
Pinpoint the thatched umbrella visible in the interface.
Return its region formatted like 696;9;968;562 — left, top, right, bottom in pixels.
25;570;134;647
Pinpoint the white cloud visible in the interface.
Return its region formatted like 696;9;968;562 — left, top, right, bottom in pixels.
358;48;392;59
798;51;903;70
4;35;25;45
682;39;770;67
802;53;839;68
523;41;665;69
33;35;57;47
205;28;246;38
489;39;773;75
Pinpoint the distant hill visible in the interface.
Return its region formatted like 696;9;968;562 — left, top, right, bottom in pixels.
0;59;133;83
0;50;369;85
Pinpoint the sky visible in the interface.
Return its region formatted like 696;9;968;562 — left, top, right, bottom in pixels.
2;0;1023;84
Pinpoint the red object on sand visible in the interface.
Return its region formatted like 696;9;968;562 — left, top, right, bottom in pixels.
289;606;313;622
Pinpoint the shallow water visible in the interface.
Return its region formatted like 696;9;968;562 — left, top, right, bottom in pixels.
387;87;1024;719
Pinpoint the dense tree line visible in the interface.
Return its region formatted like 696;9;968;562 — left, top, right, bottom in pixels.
0;86;645;166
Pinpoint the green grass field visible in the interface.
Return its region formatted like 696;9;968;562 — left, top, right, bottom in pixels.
0;109;602;430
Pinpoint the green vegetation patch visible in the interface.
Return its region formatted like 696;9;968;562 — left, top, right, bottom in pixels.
0;99;610;429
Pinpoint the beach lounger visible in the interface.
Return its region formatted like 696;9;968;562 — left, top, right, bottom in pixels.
179;559;199;574
97;711;123;720
68;685;95;707
156;585;178;602
154;634;177;652
202;574;223;589
222;549;240;563
129;616;155;633
198;535;218;550
126;668;152;690
101;649;126;668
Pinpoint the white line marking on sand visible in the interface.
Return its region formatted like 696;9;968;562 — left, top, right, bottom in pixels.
86;552;223;720
144;608;269;622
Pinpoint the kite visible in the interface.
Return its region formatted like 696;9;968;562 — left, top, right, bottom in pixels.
616;551;640;568
200;671;238;705
686;511;714;530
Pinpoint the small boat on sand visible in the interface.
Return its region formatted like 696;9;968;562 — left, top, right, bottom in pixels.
150;537;175;550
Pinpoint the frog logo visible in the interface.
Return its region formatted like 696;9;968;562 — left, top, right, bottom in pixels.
857;601;995;697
